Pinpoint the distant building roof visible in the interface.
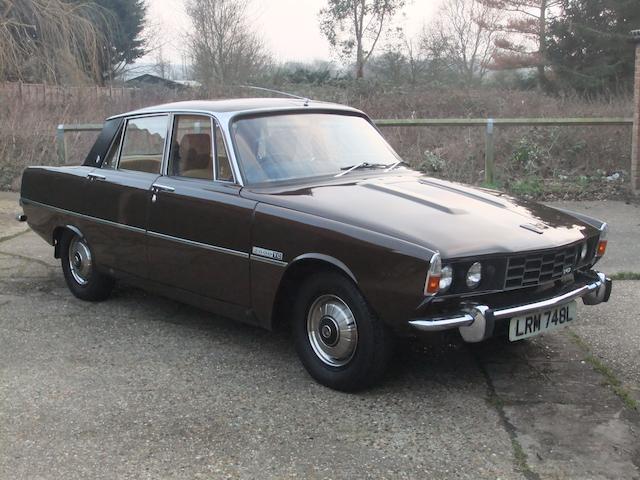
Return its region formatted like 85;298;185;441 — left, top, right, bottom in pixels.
125;74;186;89
174;80;202;88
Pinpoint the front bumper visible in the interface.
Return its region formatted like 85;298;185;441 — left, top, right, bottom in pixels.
409;271;612;342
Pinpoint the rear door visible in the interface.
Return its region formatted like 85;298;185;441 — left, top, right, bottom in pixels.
146;113;255;307
82;114;169;277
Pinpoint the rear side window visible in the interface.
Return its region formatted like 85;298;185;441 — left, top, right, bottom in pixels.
168;115;214;180
118;115;168;174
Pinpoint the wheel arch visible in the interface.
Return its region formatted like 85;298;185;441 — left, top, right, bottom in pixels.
269;254;358;331
52;224;83;258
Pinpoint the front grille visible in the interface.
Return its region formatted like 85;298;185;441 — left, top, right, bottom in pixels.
504;244;579;289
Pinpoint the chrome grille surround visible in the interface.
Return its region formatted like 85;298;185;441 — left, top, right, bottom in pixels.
504;243;580;289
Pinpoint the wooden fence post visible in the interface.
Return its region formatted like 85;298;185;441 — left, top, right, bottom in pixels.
630;30;640;195
484;118;495;185
56;125;67;164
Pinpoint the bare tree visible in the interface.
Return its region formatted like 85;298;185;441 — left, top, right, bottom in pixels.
404;37;427;86
185;0;269;88
153;47;174;80
423;0;501;85
0;0;111;83
319;0;405;79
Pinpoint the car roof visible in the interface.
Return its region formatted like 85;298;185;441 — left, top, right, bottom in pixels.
107;98;364;120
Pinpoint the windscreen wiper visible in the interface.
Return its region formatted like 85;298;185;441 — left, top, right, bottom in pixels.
384;160;410;172
334;162;388;177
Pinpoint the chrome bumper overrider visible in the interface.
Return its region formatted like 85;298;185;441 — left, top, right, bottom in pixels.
409;272;612;340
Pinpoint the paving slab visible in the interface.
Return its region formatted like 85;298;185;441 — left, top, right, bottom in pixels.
573;281;640;405
473;334;640;480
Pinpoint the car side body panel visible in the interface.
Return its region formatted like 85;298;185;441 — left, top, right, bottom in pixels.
146;177;256;307
249;202;433;329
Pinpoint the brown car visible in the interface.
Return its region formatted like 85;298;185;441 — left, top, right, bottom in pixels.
19;98;612;390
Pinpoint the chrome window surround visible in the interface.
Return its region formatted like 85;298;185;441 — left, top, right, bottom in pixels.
213;121;235;183
161;112;239;184
165;113;216;182
106;105;375;187
104;110;243;186
135;109;244;185
113;113;170;174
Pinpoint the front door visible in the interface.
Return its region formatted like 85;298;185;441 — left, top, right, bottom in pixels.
146;114;255;307
82;114;169;278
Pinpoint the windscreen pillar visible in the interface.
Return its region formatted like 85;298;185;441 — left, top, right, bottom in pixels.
631;30;640;195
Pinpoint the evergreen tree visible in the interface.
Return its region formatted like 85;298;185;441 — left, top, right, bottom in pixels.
547;0;639;94
84;0;147;80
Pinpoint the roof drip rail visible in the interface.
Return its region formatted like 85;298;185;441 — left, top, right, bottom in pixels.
240;85;311;106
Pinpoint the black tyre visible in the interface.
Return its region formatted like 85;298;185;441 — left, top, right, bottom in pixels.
60;230;114;301
293;272;393;391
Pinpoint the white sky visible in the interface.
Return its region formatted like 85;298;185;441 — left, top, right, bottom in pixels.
144;0;445;64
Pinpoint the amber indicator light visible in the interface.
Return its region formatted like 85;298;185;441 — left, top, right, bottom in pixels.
597;240;607;257
426;275;440;294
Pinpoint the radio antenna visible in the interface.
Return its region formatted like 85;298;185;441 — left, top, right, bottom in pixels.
240;85;311;106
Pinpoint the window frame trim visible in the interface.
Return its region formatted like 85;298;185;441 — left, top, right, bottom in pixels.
213;119;236;183
162;112;237;185
113;112;171;174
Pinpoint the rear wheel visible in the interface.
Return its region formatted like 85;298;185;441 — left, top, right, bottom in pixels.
293;272;393;391
60;230;114;301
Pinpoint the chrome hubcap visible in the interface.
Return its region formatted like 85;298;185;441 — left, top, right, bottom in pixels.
307;294;358;367
68;236;92;286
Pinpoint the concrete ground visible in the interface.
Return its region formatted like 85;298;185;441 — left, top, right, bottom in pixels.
1;193;639;479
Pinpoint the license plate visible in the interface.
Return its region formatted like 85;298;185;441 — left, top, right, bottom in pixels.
508;301;577;341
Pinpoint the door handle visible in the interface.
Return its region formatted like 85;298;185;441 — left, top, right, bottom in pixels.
87;173;106;181
151;183;175;193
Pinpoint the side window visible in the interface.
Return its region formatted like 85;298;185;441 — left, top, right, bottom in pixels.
118;115;168;174
168;115;213;180
101;127;123;169
215;123;234;182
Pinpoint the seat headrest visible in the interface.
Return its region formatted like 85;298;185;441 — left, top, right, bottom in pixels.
180;133;211;171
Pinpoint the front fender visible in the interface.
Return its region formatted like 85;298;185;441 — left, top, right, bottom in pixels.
249;202;434;329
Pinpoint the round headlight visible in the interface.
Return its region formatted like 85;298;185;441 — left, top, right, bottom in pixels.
466;262;482;288
440;265;453;292
580;242;588;261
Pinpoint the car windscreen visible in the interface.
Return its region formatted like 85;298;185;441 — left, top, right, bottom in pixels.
231;113;400;184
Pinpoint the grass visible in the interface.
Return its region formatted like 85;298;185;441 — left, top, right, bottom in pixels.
511;438;535;477
568;330;638;411
610;271;640;280
585;354;639;411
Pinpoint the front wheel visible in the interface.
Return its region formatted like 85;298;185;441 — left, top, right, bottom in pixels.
293;272;393;391
60;230;114;301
